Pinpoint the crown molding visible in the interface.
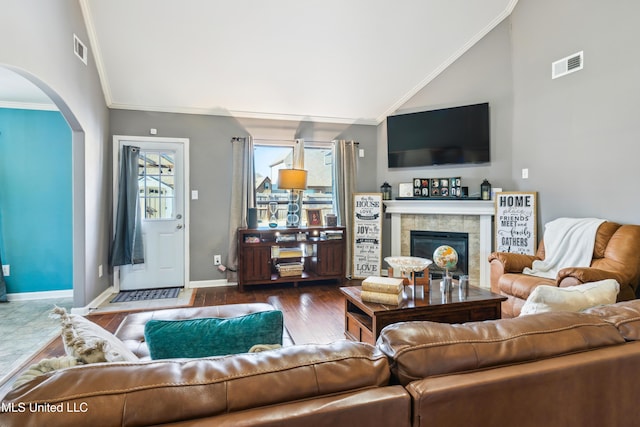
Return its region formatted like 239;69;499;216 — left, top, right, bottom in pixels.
0;101;58;111
377;0;520;123
108;102;379;126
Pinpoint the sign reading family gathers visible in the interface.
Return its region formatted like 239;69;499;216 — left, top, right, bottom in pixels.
352;193;383;278
495;192;538;255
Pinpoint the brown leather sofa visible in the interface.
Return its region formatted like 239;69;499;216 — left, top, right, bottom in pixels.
1;303;411;427
489;221;640;317
377;299;640;427
5;300;640;426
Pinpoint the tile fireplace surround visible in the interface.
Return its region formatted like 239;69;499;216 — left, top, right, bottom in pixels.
384;200;495;288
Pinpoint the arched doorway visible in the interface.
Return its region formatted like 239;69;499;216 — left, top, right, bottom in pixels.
0;66;85;306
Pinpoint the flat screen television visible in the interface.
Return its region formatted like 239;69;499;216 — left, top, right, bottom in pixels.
387;102;490;168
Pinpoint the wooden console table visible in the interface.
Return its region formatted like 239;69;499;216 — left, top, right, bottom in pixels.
340;282;506;345
237;226;346;291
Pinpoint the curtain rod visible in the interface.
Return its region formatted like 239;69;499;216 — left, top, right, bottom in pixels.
231;137;358;145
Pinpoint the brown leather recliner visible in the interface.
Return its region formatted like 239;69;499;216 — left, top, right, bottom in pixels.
489;222;640;318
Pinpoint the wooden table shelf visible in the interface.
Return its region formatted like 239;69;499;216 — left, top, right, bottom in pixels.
237;226;346;291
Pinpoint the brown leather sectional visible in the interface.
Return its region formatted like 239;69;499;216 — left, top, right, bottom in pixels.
4;300;640;426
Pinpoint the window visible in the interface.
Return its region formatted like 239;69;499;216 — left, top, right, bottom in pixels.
254;143;333;227
138;150;175;219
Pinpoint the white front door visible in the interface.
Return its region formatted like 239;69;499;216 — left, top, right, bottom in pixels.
113;136;189;290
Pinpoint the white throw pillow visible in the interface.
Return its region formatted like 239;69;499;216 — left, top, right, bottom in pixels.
519;279;620;316
52;307;138;362
67;313;139;362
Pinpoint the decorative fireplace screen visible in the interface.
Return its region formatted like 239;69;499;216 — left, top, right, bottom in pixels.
410;230;469;278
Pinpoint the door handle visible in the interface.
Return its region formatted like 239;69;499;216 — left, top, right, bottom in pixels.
177;224;183;230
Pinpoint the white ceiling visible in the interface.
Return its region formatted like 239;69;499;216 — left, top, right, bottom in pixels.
0;68;56;110
1;1;518;124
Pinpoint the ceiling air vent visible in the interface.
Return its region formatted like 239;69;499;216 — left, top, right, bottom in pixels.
74;34;88;65
552;51;583;79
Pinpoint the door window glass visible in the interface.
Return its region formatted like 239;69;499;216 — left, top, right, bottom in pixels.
138;150;175;219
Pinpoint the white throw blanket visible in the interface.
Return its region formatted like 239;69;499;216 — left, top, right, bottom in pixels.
523;217;605;279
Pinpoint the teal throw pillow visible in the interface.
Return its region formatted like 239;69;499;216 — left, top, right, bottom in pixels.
144;310;284;360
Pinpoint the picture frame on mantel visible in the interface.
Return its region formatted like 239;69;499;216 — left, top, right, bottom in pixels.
398;183;413;198
494;192;538;255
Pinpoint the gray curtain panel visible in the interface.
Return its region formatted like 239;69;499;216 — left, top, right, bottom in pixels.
332;140;358;279
227;136;255;282
110;145;145;266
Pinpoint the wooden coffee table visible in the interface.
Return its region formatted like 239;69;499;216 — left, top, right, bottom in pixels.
340;281;507;345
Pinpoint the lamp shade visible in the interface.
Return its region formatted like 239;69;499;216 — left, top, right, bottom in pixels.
278;169;307;190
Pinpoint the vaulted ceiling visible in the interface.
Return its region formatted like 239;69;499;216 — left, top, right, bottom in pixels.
1;1;518;124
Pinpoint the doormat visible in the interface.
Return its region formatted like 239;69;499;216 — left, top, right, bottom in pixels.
110;287;182;303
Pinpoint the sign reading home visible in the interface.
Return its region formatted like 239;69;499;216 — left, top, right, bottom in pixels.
352;193;383;278
495;192;537;255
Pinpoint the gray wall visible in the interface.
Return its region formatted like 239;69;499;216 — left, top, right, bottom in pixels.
110;110;377;282
378;0;640;259
0;0;110;306
376;17;515;259
510;0;640;226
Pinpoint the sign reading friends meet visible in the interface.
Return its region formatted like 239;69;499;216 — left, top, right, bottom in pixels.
495;192;538;255
352;193;383;278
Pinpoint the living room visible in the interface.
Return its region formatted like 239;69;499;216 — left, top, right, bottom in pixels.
2;1;640;425
2;0;638;309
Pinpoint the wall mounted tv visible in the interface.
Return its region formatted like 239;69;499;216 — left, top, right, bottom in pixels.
387;102;490;168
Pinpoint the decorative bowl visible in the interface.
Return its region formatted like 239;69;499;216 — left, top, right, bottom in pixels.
384;256;433;273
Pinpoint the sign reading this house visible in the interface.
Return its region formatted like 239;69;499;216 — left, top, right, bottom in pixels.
495;192;537;255
352;193;383;278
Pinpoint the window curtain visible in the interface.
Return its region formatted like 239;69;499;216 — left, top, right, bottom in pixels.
110;145;145;267
332;140;358;278
227;136;255;282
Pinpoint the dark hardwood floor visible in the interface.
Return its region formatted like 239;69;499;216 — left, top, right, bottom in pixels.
0;281;355;398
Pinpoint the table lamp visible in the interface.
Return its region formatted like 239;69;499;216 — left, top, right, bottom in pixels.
278;168;307;227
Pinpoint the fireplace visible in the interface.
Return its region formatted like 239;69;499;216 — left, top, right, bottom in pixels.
384;199;494;288
410;230;469;278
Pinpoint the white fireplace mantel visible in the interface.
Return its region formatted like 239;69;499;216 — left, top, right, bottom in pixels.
384;199;495;287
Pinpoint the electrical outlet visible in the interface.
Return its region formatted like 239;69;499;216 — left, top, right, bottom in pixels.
98;264;103;278
522;168;529;179
2;265;9;276
214;255;221;266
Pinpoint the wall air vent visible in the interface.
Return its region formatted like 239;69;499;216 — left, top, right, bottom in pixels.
552;51;583;79
74;34;88;65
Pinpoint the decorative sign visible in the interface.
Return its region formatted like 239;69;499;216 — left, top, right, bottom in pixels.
495;192;538;255
352;193;383;278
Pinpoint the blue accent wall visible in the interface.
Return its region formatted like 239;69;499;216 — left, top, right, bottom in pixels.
0;108;72;293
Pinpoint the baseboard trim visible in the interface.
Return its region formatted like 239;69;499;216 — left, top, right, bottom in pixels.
6;289;73;301
71;286;116;315
189;279;235;288
8;280;236;313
